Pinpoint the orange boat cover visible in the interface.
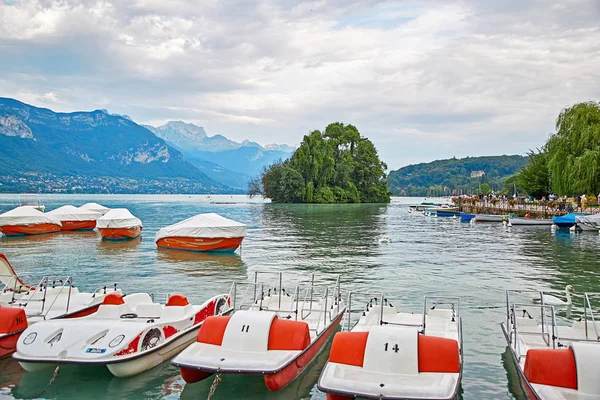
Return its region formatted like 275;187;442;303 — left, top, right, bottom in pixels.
103;293;125;305
329;331;369;367
268;318;310;351
418;335;460;373
197;316;231;345
0;307;27;334
524;348;577;389
166;294;190;306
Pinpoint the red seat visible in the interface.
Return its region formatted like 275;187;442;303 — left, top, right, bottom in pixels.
524;348;577;389
102;293;124;305
166;294;189;307
197;316;231;345
268;318;310;351
329;331;369;367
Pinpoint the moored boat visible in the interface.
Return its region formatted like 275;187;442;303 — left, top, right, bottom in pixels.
552;213;586;229
473;214;506;223
501;290;600;399
13;292;231;377
575;213;600;231
0;206;61;236
79;202;110;216
46;205;102;231
0;254;121;358
172;272;346;391
318;293;462;400
155;213;246;252
507;217;553;226
460;212;475;222
96;208;143;240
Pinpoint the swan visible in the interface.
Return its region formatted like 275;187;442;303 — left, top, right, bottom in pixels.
533;285;575;306
378;236;392;244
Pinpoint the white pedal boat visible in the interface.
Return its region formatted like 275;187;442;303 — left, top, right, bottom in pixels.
13;292;231;377
318;293;462;400
502;290;600;399
172;272;346;391
0;254;121;358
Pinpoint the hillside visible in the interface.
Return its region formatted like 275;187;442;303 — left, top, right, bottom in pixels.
387;155;528;196
0;98;225;193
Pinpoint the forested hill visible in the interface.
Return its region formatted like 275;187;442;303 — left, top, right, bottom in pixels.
387;155;528;196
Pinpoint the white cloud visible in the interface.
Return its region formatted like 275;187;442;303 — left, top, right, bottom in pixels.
0;0;599;168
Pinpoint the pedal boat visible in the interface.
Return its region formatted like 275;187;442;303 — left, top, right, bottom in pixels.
13;292;231;377
46;205;102;231
96;208;143;240
0;254;121;358
318;294;462;400
0;206;62;236
172;272;346;391
501;290;600;399
155;213;246;252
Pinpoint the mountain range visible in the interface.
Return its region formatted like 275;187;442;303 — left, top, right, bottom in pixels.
144;121;294;186
0;98;295;193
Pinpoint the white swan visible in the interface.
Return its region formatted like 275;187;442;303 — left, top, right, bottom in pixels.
533;285;575;306
378;236;392;244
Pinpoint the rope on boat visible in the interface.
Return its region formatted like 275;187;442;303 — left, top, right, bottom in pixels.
35;364;60;398
207;373;222;400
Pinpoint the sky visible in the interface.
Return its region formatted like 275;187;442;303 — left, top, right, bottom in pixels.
1;0;599;170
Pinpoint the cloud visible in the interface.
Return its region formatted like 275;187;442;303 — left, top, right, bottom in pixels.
0;0;599;168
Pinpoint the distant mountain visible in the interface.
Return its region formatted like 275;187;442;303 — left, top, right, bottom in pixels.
0;98;226;193
145;121;295;176
186;158;252;190
387;155;528;196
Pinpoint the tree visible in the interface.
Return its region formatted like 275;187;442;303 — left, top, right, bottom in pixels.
253;123;390;203
547;101;600;195
516;149;550;199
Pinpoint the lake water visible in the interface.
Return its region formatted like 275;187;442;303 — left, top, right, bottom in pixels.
0;194;598;400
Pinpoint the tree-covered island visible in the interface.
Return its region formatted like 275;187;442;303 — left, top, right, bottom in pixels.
249;123;390;203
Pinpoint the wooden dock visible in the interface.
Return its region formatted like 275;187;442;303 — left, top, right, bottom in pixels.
457;200;599;219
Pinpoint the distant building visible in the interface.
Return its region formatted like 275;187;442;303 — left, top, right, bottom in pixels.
471;170;485;178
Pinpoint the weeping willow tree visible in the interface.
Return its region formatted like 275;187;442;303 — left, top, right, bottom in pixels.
546;101;600;195
252;123;390;203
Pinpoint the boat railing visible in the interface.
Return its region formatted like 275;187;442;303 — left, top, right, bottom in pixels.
345;291;385;331
582;292;600;341
422;296;461;336
0;274;27;297
11;276;74;319
505;289;559;349
228;272;342;334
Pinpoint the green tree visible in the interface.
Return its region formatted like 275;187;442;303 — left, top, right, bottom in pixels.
547;101;600;195
254;123;390;203
516;149;550;198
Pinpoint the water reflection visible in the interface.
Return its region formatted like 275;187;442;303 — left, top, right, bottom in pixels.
156;248;247;279
97;236;142;253
180;335;332;400
501;347;527;400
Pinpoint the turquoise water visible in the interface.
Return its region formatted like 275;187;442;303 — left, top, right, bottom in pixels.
0;194;599;400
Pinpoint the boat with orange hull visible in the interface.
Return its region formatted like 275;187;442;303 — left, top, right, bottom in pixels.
0;206;62;236
155;213;246;252
46;205;101;231
156;236;243;252
0;223;61;236
501;290;600;400
0;254;121;358
96;208;143;241
99;226;143;240
318;293;463;400
172;272;345;392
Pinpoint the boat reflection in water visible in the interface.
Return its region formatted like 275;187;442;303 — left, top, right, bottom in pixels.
8;336;331;400
179;333;332;400
501;346;528;400
156;248;246;278
97;235;142;252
